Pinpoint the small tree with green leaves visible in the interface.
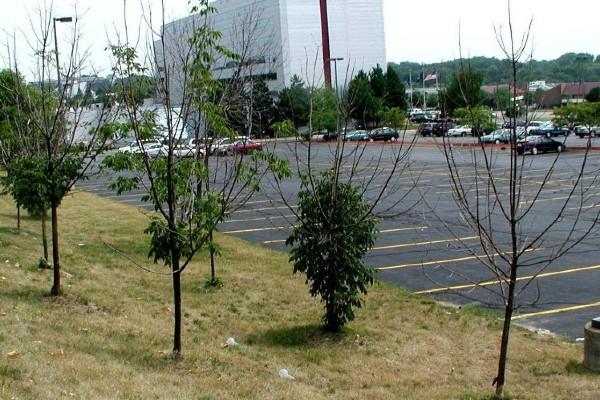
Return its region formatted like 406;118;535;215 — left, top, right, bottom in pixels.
287;172;377;331
105;0;289;355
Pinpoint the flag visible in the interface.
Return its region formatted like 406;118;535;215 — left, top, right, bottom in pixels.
424;72;437;82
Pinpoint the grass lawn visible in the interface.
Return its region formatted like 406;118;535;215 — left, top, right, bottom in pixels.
0;191;598;399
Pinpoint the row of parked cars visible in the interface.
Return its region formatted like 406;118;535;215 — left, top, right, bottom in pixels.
322;127;401;142
117;136;263;157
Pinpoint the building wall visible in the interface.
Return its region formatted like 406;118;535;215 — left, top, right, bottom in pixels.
158;0;387;105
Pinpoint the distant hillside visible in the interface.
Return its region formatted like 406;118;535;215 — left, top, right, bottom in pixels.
389;53;600;86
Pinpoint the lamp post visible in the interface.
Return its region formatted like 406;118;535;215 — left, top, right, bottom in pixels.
328;57;344;136
53;16;73;93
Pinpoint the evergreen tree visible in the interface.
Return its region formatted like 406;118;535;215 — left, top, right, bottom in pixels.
384;66;407;110
347;71;382;128
369;65;385;98
276;75;309;128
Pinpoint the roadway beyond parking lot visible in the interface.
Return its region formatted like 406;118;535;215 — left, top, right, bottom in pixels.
82;137;600;339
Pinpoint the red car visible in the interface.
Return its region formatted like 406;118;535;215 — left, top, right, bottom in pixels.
219;139;263;155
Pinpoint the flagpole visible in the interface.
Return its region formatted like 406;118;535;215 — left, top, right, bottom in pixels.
422;64;426;110
409;70;413;109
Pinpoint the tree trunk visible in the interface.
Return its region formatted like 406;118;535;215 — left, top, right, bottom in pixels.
50;204;61;296
172;263;182;355
494;275;517;397
16;205;20;231
209;230;216;281
41;210;49;261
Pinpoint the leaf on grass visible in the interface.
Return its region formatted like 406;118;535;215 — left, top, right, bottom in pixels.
7;351;21;358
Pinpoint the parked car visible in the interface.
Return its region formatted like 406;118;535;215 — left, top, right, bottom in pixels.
322;131;339;141
574;125;600;138
516;136;565;155
417;122;436;136
447;125;472;137
343;130;370;141
210;136;247;155
480;129;510;144
503;120;526;129
133;142;163;157
118;139;162;154
525;121;546;133
160;143;204;158
433;122;456;137
369;127;399;141
529;124;570;137
219;138;263;155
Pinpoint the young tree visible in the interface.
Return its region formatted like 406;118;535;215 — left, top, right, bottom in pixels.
311;86;337;133
1;14;116;295
585;87;600;103
436;5;600;396
273;63;417;332
104;0;287;355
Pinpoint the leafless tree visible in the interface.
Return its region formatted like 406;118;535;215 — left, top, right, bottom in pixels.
428;1;600;395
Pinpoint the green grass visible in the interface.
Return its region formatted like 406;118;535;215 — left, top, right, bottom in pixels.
0;191;599;399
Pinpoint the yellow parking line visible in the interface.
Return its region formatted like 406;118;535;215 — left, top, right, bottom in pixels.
512;301;600;321
263;226;429;244
376;248;540;272
223;226;289;234
417;264;600;295
373;236;478;251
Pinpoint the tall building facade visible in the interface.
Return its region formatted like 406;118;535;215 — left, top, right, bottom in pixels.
157;0;386;104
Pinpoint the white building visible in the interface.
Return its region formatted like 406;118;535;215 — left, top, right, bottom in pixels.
157;0;386;104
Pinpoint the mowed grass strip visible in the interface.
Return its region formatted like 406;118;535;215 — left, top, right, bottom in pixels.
0;191;598;399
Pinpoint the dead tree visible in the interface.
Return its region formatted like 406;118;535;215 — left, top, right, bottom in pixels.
430;1;600;395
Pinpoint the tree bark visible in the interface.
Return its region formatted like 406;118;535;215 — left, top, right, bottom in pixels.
209;230;216;281
16;205;20;231
50;204;61;296
41;210;49;261
172;265;182;354
494;272;517;397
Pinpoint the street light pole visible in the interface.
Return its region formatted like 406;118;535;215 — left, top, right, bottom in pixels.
53;16;73;94
328;57;344;135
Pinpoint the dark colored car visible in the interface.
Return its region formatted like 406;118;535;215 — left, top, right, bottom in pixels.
343;130;370;141
516;136;566;155
529;124;570;137
417;123;436;136
432;122;456;137
369;127;399;141
322;132;338;141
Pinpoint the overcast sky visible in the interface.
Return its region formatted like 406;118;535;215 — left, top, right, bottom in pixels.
1;0;598;79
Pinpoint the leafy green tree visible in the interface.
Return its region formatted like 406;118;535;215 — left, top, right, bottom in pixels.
277;75;309;128
585;87;600;103
347;71;382;128
105;0;290;355
312;87;337;133
287;172;377;331
442;66;483;115
4;157;51;262
369;65;385;99
454;106;496;134
378;107;406;130
554;102;600;129
384;66;406;110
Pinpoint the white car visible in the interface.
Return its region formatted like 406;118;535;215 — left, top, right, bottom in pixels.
447;125;472;137
210;136;248;155
133;142;163;157
525;121;547;133
163;143;205;158
118;140;161;154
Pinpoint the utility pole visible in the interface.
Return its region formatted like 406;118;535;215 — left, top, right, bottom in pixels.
319;0;332;87
329;57;344;134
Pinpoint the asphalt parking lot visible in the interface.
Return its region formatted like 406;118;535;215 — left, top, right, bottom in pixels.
80;136;600;339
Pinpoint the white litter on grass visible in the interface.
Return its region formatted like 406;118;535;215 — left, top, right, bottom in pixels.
226;337;238;346
78;243;85;247
4;259;9;264
14;263;20;268
278;369;295;380
576;337;585;342
536;329;552;336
